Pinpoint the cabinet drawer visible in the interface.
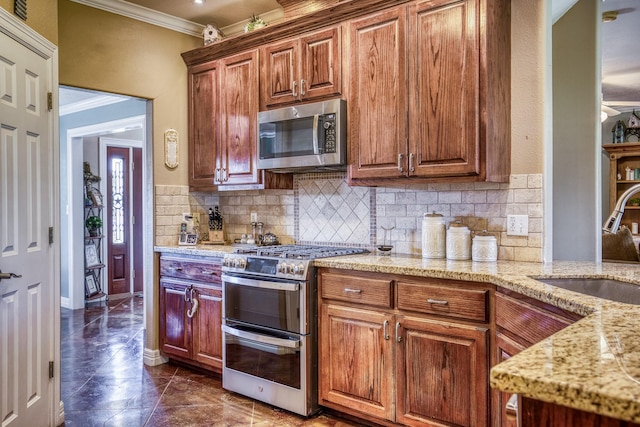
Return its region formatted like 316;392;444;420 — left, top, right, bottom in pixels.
495;292;576;346
397;281;489;322
160;255;222;284
320;272;392;308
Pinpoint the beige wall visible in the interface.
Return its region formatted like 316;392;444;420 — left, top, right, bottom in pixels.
510;0;545;175
57;0;201;185
0;0;57;44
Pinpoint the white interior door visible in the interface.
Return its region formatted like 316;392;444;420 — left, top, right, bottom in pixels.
0;14;57;427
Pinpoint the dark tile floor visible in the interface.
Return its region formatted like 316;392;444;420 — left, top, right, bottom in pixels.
61;296;363;426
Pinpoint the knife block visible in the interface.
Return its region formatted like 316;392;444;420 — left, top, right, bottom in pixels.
208;229;225;245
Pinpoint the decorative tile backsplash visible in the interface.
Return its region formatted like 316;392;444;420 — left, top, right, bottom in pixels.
155;173;543;262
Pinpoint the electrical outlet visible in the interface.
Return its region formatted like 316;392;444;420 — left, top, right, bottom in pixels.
251;212;258;223
506;214;528;236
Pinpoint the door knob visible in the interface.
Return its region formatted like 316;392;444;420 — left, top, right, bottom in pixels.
0;270;22;281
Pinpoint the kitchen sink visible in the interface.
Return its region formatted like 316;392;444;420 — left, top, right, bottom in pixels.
534;278;640;305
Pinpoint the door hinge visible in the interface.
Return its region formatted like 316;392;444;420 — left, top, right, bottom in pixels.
49;361;54;379
49;227;54;245
47;92;53;111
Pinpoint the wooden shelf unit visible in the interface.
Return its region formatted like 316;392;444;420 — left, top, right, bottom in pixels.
604;143;640;231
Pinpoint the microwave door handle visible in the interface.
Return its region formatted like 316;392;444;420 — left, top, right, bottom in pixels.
312;114;320;155
222;274;300;292
222;324;301;349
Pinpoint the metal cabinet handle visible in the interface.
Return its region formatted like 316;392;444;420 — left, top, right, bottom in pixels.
187;288;199;318
395;321;402;343
505;393;518;418
383;320;390;340
215;168;221;183
171;267;183;272
201;270;215;275
427;298;449;305
0;271;22;281
343;288;362;294
222;168;228;182
300;79;306;96
184;286;191;302
409;152;415;173
398;153;404;173
292;80;298;97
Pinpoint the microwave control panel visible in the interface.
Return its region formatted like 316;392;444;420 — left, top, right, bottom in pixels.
322;113;337;153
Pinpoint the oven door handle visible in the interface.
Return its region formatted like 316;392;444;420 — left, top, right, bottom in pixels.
222;274;300;292
222;324;301;349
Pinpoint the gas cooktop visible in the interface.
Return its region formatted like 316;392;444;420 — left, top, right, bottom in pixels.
233;244;369;260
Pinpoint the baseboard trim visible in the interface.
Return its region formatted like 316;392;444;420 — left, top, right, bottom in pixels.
60;297;70;309
143;348;168;366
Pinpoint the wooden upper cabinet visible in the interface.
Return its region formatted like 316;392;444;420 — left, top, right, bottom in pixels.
409;0;480;178
348;7;408;180
260;26;342;109
188;61;219;190
219;50;260;186
348;0;511;185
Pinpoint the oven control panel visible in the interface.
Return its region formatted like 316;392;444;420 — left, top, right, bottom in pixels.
222;255;311;279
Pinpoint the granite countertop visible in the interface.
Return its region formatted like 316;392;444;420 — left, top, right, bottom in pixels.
154;245;640;422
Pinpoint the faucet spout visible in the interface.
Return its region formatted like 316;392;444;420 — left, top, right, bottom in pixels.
603;182;640;233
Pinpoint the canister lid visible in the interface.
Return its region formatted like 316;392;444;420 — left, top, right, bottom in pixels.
474;230;496;239
449;221;468;228
424;211;443;217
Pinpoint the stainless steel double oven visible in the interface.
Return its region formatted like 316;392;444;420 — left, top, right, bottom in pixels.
220;245;367;416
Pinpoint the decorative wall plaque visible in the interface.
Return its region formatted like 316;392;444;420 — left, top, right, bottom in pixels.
164;128;179;169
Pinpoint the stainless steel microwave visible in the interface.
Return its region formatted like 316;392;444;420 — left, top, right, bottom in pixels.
257;99;346;172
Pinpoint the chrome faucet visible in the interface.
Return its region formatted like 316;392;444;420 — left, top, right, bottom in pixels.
603;182;640;233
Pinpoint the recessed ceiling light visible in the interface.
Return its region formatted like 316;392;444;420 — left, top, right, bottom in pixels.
602;10;618;22
194;0;205;4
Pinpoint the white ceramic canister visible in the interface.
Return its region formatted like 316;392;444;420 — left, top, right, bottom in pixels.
446;222;471;260
422;212;446;259
472;230;498;262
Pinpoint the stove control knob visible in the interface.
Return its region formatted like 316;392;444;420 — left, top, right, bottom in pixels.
222;257;230;267
277;263;286;273
295;264;303;275
233;258;242;269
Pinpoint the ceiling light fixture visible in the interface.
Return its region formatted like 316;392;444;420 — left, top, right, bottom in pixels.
602;10;618;22
194;0;204;4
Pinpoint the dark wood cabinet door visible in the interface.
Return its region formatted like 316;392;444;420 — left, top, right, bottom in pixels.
396;315;489;427
191;284;223;372
319;303;395;422
494;332;526;427
300;26;341;101
409;0;480;179
159;279;191;360
260;38;298;108
348;7;408;180
219;50;260;186
188;61;219;190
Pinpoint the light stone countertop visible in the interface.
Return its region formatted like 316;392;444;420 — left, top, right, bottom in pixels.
154;245;640;422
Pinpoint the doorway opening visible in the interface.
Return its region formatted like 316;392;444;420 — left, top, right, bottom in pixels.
59;86;152;310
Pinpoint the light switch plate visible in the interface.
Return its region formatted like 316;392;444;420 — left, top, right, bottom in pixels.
251;212;258;223
507;214;528;236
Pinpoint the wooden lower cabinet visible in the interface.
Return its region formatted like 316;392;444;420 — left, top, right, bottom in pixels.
396;316;488;427
493;289;583;427
318;268;490;426
159;254;223;373
519;397;640;427
320;304;395;421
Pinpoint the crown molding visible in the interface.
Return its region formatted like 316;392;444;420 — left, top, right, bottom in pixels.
60;95;128;116
69;0;204;37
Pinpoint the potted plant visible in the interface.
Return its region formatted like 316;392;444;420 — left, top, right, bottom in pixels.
244;14;266;33
629;198;640;207
86;215;103;236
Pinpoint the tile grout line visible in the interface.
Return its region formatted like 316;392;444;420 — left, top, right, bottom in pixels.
143;364;180;426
